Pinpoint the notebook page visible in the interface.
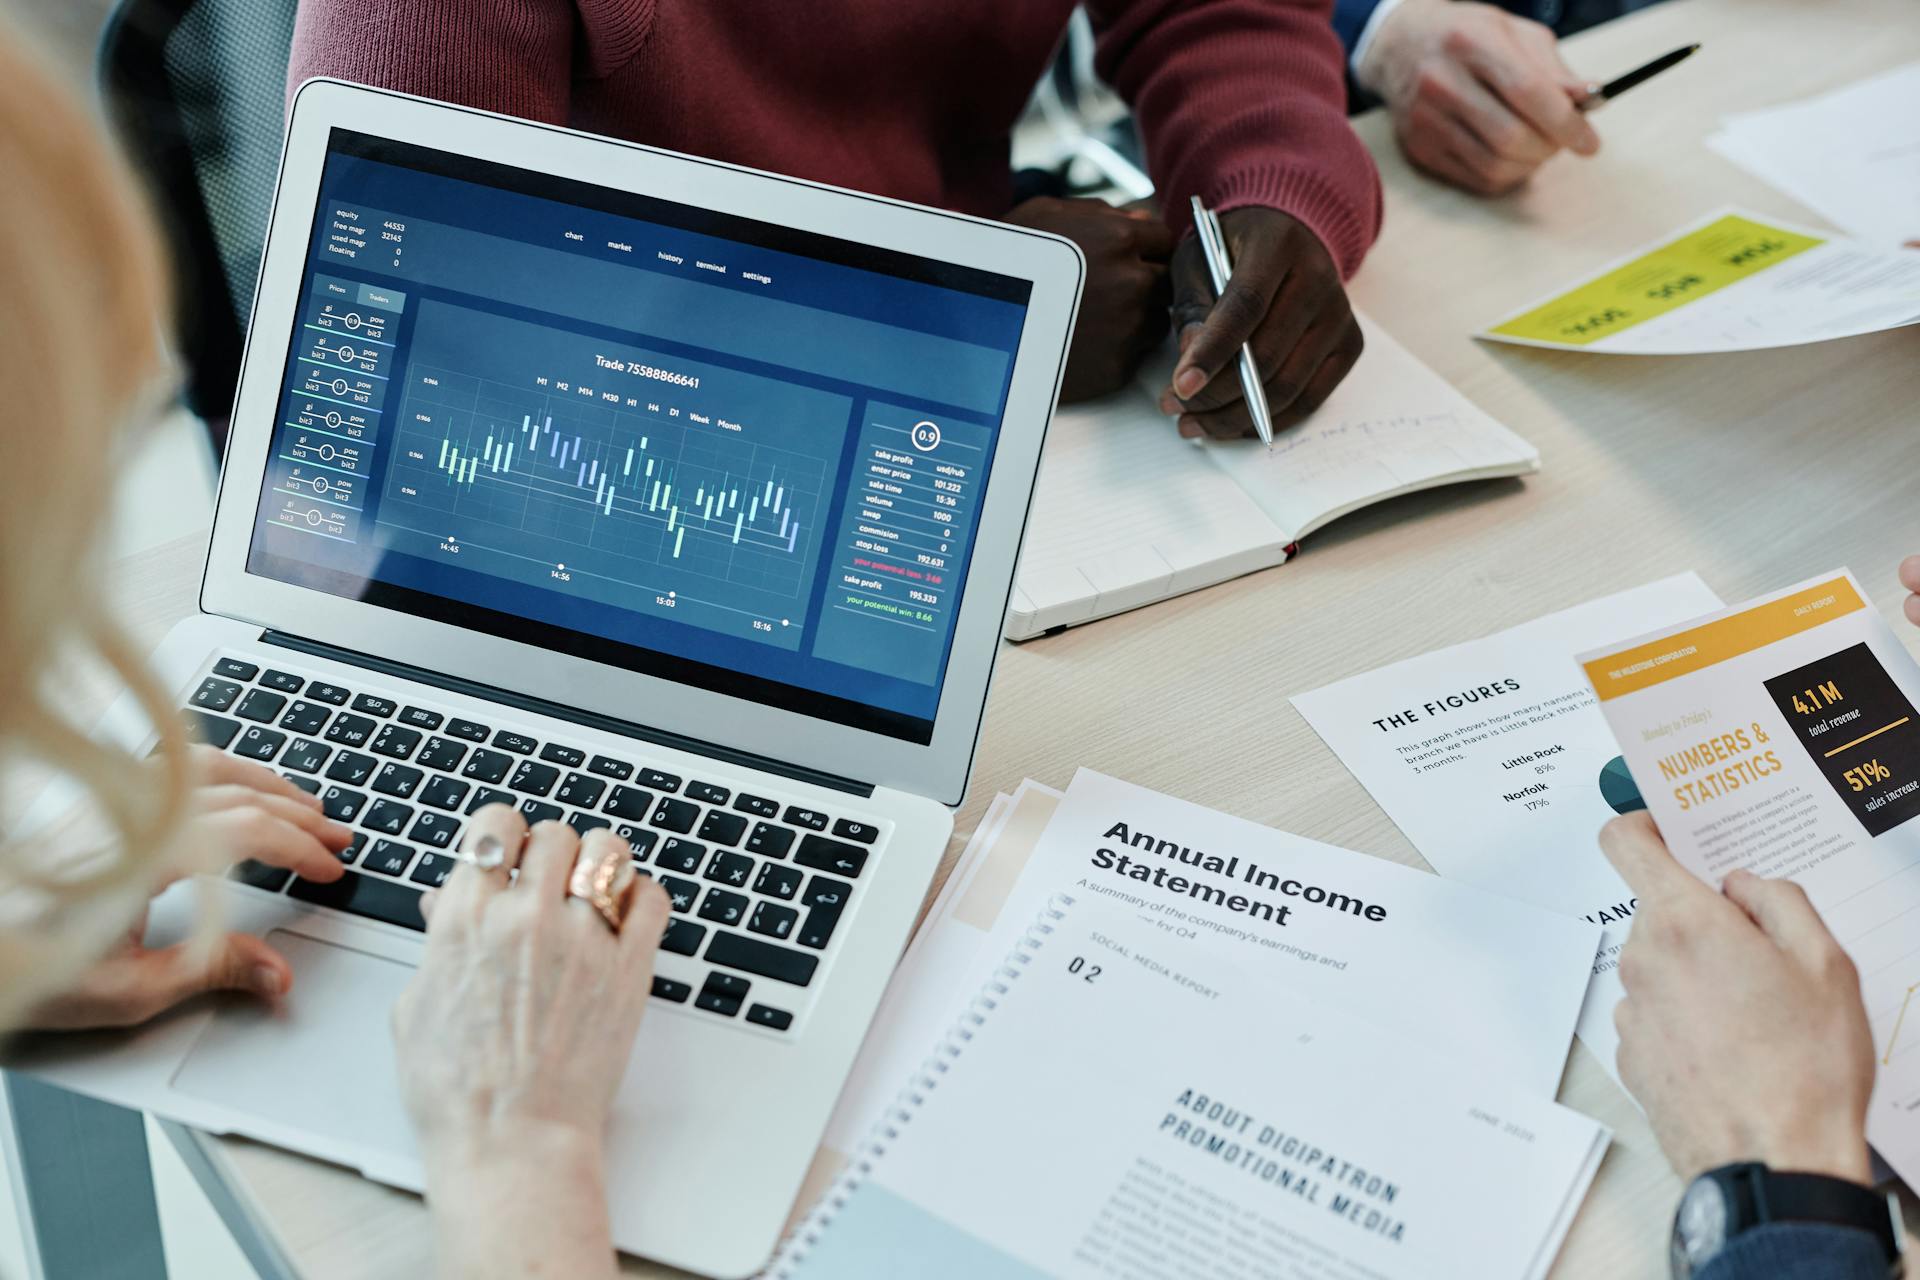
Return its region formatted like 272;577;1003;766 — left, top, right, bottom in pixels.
1007;385;1287;637
1207;315;1538;539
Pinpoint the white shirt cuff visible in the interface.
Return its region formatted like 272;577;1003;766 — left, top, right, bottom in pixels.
1351;0;1411;93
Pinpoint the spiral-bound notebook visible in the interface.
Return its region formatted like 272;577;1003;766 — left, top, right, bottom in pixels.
768;895;1608;1280
1006;317;1537;639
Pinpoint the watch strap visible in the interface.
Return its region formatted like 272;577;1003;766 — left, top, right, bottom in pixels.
1728;1164;1902;1271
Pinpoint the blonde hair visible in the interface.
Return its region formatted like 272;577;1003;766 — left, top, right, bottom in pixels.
0;23;198;1028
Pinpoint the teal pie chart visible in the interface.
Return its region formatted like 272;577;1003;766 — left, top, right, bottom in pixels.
1599;756;1646;814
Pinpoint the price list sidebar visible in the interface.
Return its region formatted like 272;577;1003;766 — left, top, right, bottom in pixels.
265;271;406;544
812;402;992;687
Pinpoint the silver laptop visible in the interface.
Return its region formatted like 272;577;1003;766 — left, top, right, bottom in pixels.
14;79;1081;1277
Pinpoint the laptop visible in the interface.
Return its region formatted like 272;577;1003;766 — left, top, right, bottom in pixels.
14;79;1081;1277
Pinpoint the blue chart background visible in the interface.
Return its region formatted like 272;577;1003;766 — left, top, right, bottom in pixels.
248;145;1029;729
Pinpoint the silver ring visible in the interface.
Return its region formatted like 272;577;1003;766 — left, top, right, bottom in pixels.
458;832;509;871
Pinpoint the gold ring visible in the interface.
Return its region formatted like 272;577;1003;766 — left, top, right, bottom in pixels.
568;846;633;933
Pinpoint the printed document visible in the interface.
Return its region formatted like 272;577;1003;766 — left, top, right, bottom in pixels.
1292;574;1723;1075
1480;208;1920;353
1580;572;1920;1186
774;897;1609;1280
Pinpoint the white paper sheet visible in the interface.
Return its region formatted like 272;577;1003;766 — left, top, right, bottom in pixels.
1292;574;1725;1077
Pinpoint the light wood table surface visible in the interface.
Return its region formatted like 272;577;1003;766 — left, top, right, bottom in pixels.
104;0;1920;1272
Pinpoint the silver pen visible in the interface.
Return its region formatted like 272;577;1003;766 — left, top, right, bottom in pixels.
1189;195;1275;450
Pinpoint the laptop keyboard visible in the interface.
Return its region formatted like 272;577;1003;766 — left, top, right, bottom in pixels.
184;654;888;1035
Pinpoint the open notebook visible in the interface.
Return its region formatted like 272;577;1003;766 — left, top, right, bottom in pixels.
1007;315;1537;639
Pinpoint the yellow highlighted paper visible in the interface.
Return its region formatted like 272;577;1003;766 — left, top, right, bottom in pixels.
1584;576;1865;700
1489;213;1824;347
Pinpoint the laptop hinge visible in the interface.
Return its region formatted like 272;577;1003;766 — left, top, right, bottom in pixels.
259;631;876;799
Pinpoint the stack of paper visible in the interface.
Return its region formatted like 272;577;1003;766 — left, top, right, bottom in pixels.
786;770;1613;1278
1707;64;1920;250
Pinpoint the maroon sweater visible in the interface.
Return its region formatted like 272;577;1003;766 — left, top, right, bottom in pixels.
289;0;1381;275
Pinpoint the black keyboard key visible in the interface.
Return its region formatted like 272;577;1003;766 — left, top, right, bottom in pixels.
614;824;659;860
833;818;880;845
360;839;415;876
754;863;804;900
321;785;367;823
784;806;829;832
519;799;564;825
745;823;796;859
416;737;467;772
540;743;585;768
567;811;611;836
235;689;287;724
420;775;471;811
705;851;755;889
408;812;460;848
461;749;513;784
306;681;351;706
508;760;560;797
409;852;456;887
795;834;868;879
351;693;397;718
363;799;414;836
372;762;424;799
662;918;706;955
734;793;780;818
660;876;700;913
288;870;425;932
338;831;367;865
465;787;515;815
492;730;537;755
228;859;291;892
652;797;699;834
650;976;691;1003
190;677;243;712
234;726;287;762
707;931;818;986
687;781;730;805
746;1004;793;1031
325;751;377;787
698;888;749;926
698;810;748;847
797;903;843;952
656;839;706;874
370;725;423;760
213;657;259;681
260;669;304;694
695;971;747;1016
588;754;634;780
604;786;653;822
802;876;854;909
748;900;799;942
446;717;490;742
282;772;322;795
638;768;681;792
278;701;331;735
281;739;331;774
323;713;376;748
555;773;605;809
182;709;241;748
399;706;443;730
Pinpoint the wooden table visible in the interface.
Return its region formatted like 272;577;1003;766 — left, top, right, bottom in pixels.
79;0;1920;1272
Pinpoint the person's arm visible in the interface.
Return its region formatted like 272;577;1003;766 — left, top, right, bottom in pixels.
1084;0;1379;441
287;0;583;121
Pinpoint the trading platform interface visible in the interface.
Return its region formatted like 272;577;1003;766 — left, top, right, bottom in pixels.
249;131;1032;742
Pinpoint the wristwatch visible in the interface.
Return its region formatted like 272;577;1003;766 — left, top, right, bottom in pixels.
1671;1161;1905;1278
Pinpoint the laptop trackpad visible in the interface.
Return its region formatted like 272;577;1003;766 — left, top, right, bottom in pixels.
172;930;416;1160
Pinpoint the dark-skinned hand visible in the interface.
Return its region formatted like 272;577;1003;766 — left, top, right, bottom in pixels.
1160;207;1364;440
1005;196;1173;403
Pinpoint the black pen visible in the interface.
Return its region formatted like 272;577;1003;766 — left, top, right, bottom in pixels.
1577;43;1700;112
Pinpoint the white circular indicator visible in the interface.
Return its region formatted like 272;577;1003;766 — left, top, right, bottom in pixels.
910;420;941;452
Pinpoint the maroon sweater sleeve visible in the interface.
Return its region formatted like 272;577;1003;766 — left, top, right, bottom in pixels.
1087;0;1383;279
287;0;652;122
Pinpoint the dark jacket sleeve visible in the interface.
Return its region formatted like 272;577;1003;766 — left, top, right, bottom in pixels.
1330;0;1381;56
1696;1222;1894;1280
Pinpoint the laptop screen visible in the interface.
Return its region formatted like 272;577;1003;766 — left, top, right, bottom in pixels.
246;130;1032;745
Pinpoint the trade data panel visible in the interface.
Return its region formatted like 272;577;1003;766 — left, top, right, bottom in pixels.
246;131;1032;741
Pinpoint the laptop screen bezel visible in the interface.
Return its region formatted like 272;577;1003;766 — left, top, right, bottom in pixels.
201;79;1082;807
